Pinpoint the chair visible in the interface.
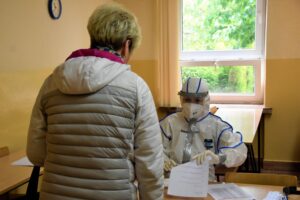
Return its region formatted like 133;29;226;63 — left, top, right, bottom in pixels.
225;172;298;187
215;165;238;182
0;146;9;157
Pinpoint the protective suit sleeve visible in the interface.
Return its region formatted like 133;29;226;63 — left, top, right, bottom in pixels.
159;118;173;162
218;129;247;167
26;77;50;166
216;122;247;168
134;77;164;200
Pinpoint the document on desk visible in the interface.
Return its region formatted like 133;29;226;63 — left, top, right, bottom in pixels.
11;156;33;166
263;191;287;200
167;160;209;197
208;183;255;200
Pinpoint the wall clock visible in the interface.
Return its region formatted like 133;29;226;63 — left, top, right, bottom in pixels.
48;0;62;20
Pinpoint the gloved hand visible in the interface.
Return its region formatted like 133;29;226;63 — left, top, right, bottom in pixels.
164;159;177;171
192;150;220;165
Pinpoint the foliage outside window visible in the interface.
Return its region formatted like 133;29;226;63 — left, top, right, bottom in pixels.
182;0;256;51
181;66;254;94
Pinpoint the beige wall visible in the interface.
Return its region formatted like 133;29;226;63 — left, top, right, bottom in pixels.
0;0;110;153
264;0;300;162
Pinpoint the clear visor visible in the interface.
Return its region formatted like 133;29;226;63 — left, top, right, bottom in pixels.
180;96;207;105
178;91;208;98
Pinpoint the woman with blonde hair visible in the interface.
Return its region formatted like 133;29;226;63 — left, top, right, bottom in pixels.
27;3;163;200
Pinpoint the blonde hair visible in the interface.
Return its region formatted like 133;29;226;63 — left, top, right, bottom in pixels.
87;3;141;52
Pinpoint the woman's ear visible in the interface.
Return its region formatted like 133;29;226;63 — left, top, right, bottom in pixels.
121;39;131;64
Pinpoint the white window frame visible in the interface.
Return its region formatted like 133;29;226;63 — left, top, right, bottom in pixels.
179;0;266;104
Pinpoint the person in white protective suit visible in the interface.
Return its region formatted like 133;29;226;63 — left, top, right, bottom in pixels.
160;77;247;181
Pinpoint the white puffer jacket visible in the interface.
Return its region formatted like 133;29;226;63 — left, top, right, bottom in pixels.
26;49;164;200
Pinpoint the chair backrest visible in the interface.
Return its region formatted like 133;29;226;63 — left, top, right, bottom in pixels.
0;146;9;158
225;172;298;187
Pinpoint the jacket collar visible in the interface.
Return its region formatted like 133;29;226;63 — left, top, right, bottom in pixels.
66;48;125;64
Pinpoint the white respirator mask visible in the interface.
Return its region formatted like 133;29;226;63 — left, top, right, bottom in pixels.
182;103;205;120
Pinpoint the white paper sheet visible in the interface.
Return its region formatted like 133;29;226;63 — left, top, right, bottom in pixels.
263;191;287;200
11;156;33;166
208;183;255;200
167;160;209;197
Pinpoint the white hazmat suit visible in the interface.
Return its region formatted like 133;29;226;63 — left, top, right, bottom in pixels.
160;78;247;181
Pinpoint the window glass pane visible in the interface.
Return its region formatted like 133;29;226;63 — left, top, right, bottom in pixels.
181;66;255;94
182;0;256;51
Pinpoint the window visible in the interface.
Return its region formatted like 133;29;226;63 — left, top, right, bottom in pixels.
180;0;266;104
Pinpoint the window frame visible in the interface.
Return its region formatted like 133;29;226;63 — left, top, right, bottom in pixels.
179;0;266;104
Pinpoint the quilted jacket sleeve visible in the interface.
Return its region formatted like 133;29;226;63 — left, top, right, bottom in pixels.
134;77;164;200
26;78;49;166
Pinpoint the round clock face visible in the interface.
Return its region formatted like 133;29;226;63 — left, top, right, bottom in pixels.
48;0;62;20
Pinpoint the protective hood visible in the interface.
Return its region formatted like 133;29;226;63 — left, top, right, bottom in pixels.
53;51;129;95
